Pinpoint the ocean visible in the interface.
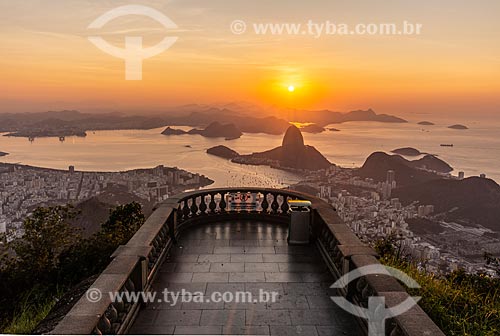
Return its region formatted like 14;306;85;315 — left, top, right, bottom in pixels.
1;119;499;186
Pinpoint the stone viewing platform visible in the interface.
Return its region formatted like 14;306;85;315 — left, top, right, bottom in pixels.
50;188;445;335
129;220;359;335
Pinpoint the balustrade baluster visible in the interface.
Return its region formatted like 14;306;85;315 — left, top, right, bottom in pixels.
219;193;227;212
261;192;269;213
190;196;199;216
281;194;289;213
112;300;126;322
209;193;217;213
270;193;279;213
97;316;111;335
182;200;190;219
199;194;207;214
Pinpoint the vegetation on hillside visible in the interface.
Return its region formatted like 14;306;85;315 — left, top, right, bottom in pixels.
374;236;500;336
0;202;145;333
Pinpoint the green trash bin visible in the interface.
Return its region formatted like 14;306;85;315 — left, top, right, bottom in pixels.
287;200;312;245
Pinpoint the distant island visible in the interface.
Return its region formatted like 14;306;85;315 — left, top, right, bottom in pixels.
286;108;407;127
207;145;240;159
0;151;8;157
418;121;435;126
297;124;325;133
448;124;468;130
295;124;338;133
162;122;243;140
161;127;186;136
208;125;332;171
391;147;424;156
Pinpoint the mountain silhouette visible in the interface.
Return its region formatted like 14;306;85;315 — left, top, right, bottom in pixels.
233;125;332;171
395;177;500;231
357;152;441;186
162;122;243;140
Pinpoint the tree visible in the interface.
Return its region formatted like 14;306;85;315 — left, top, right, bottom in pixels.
58;202;145;284
0;205;79;326
99;202;145;244
0;202;146;332
9;205;80;280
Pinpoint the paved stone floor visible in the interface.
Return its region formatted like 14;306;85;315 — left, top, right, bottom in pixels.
129;220;362;335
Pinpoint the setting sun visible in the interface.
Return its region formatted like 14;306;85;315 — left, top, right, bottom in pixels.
288;85;295;92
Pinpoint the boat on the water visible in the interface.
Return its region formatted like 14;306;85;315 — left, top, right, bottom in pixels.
440;144;454;147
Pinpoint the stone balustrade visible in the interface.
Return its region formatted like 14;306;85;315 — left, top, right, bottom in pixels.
51;188;444;335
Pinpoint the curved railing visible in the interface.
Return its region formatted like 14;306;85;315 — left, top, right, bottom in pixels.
51;188;444;336
174;188;308;227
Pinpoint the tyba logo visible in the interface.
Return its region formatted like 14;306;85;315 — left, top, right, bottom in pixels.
88;5;178;80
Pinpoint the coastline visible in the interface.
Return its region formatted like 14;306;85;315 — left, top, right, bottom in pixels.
1;122;499;183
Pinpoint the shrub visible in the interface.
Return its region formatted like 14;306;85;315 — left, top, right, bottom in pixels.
0;202;145;333
375;237;500;336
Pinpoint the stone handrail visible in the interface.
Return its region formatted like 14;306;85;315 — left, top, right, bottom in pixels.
50;203;174;334
51;188;444;335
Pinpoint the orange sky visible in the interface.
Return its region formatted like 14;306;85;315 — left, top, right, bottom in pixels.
1;1;499;117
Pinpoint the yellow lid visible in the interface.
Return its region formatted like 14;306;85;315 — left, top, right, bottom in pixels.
287;200;312;207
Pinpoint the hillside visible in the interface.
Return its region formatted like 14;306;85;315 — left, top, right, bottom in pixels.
287;108;407;127
412;155;453;173
298;123;325;133
358;152;499;230
0;108;407;138
0;110;166;137
71;184;154;237
357;152;442;186
394;177;500;231
164;111;290;135
188;122;242;140
71;197;113;237
162;122;243;140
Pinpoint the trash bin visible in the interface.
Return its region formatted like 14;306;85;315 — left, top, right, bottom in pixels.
287;200;312;245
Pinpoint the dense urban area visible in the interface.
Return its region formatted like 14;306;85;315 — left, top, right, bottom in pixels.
296;165;500;276
1;160;499;277
0;163;213;239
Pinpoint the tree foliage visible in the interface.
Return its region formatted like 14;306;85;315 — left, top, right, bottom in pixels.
0;202;145;332
100;202;145;244
375;237;500;335
9;206;80;279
